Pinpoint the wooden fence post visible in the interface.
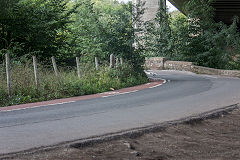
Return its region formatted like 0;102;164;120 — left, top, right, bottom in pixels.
5;53;11;98
120;58;123;65
116;58;119;66
110;54;115;68
95;57;99;70
51;56;58;76
76;57;81;80
33;56;40;90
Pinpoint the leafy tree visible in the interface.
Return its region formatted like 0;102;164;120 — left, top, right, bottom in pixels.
144;0;240;69
59;0;106;64
183;0;240;69
169;12;188;60
0;0;78;62
0;0;147;72
144;1;174;58
63;0;146;70
98;0;146;69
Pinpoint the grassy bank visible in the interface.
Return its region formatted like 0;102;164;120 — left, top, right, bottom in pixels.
0;63;147;107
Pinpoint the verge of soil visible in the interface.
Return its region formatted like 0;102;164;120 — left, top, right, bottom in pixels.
1;104;240;160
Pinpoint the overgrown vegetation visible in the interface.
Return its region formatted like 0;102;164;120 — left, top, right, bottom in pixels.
144;0;240;70
0;63;147;107
0;0;148;107
0;0;146;68
0;0;78;61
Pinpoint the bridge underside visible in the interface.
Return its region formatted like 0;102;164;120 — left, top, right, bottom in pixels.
169;0;240;25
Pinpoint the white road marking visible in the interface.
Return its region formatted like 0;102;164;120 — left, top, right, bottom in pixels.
102;90;139;98
102;95;115;98
100;92;119;95
149;84;163;89
202;75;218;79
118;90;139;95
2;78;168;112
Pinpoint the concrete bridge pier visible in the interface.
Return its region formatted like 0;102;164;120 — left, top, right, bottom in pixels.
133;0;166;22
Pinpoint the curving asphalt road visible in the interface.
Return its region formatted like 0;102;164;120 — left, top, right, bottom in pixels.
0;70;240;155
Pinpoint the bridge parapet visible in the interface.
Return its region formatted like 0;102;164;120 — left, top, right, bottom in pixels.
145;57;240;77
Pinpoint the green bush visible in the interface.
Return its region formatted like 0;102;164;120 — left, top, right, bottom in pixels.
0;62;147;107
144;0;240;70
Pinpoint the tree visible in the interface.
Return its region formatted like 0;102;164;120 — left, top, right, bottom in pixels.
59;0;106;64
169;11;188;60
183;0;240;69
0;0;78;62
144;0;240;69
143;1;174;58
63;0;146;70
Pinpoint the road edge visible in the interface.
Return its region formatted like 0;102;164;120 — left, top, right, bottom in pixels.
0;79;165;112
1;103;239;160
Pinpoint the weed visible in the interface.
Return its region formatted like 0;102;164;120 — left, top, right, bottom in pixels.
0;63;147;107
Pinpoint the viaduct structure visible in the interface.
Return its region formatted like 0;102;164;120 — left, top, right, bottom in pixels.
138;0;240;26
132;0;166;22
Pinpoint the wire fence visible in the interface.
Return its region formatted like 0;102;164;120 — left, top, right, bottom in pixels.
1;53;123;98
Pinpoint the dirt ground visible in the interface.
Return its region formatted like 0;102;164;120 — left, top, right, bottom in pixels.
4;108;240;160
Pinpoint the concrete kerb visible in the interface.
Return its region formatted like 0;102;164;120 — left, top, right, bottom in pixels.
1;104;239;160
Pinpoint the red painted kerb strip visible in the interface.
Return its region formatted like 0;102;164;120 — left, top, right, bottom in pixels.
0;80;164;112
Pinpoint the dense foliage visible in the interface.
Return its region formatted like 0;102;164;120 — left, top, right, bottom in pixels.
0;0;78;61
62;0;146;69
145;0;240;70
0;63;147;107
144;0;173;58
0;0;148;107
0;0;146;69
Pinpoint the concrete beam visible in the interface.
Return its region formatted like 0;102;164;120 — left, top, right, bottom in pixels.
168;0;240;25
138;0;166;22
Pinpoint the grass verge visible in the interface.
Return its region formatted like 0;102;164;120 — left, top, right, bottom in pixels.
0;62;147;107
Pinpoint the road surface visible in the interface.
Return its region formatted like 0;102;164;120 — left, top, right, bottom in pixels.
0;70;240;155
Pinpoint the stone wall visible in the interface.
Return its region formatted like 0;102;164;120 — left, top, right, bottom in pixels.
165;61;193;71
145;57;240;77
145;57;167;70
192;65;240;77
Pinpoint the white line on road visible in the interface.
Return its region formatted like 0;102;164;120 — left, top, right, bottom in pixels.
101;90;139;98
1;79;168;112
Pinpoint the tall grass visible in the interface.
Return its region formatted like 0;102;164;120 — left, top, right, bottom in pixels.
0;62;147;107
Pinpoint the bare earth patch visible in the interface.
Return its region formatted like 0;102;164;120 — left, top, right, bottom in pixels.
3;109;240;160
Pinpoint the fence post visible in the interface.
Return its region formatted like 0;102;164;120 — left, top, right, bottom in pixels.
76;57;81;80
51;56;58;76
110;54;115;68
116;58;119;66
95;57;99;70
33;56;40;90
120;58;123;65
5;53;11;98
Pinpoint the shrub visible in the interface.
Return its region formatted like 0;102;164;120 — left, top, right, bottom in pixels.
0;62;147;107
144;0;240;70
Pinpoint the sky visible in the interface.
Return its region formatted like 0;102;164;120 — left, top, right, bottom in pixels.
118;0;178;12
